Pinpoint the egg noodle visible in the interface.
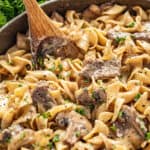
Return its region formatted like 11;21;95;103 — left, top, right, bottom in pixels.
0;3;150;150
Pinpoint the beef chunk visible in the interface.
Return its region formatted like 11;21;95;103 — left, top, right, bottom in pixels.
114;105;146;149
76;88;106;106
55;112;69;128
35;36;81;67
80;59;121;80
31;84;55;112
55;111;92;145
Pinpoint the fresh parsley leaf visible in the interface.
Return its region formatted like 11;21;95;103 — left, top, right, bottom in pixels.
40;112;51;119
146;132;150;140
134;93;141;101
0;11;7;27
118;111;123;118
115;37;126;44
126;22;135;28
110;124;117;132
0;0;46;27
47;141;53;149
75;131;81;137
58;64;63;72
52;134;60;143
75;108;86;116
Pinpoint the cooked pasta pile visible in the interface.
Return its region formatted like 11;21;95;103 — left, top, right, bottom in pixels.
0;3;150;150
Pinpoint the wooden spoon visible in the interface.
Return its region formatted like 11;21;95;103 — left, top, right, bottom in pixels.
23;0;80;68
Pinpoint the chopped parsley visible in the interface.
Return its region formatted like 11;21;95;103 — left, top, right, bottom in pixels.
110;124;117;132
134;93;141;101
40;112;51;119
47;141;53;149
115;37;126;44
58;64;63;72
145;132;150;140
118;111;123;118
75;108;86;116
126;22;135;28
52;134;60;143
75;131;81;137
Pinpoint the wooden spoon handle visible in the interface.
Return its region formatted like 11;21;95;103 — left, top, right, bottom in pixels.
23;0;64;40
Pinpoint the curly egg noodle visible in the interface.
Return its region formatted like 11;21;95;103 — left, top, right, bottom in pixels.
0;3;150;150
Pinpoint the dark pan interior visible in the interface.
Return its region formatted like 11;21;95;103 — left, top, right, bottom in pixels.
0;0;150;54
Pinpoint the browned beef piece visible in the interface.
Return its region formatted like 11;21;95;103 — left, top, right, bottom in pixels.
80;59;121;80
51;11;64;23
31;84;55;112
114;105;147;149
35;36;81;67
76;88;106;106
55;111;92;145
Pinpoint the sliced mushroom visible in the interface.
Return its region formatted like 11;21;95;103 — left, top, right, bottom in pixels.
80;59;121;80
31;83;56;112
133;32;150;42
76;88;106;106
55;111;92;145
0;124;24;149
114;105;146;149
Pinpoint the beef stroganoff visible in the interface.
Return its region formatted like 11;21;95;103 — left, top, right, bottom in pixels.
0;3;150;150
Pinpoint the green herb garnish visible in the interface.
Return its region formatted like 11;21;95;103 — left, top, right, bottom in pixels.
126;22;135;28
75;108;86;116
118;111;123;118
40;112;51;119
47;142;53;149
75;131;81;137
146;132;150;140
0;0;47;27
52;134;60;143
110;124;117;132
134;93;141;101
58;64;63;72
115;37;126;44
